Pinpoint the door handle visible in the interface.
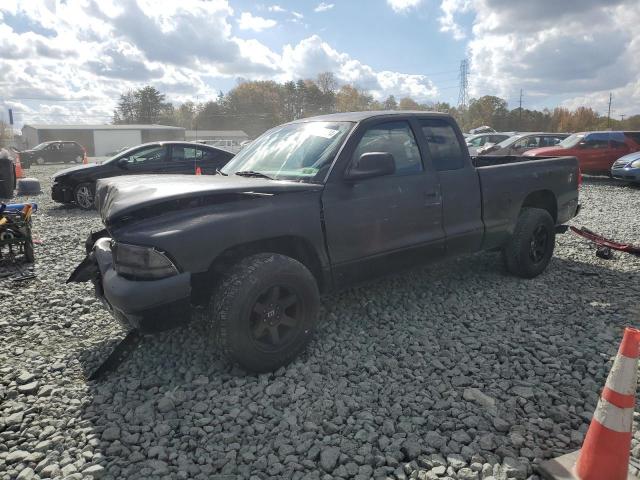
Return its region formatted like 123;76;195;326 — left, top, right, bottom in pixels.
424;191;440;204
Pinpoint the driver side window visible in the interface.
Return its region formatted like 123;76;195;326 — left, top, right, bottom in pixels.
352;121;422;175
120;146;167;165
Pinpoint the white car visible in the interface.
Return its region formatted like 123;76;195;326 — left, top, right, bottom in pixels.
466;133;511;156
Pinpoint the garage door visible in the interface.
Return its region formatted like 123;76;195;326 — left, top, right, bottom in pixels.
93;130;142;157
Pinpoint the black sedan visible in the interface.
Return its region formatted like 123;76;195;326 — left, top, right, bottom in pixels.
51;142;234;209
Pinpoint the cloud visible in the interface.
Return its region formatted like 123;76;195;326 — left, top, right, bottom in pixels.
440;0;640;113
237;12;277;32
438;0;469;40
387;0;423;13
0;0;441;126
314;3;335;12
280;35;437;100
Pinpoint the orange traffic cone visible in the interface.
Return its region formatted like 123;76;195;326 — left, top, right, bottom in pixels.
195;166;202;175
539;327;640;480
15;155;24;179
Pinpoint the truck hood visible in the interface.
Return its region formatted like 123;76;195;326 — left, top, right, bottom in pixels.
96;174;323;225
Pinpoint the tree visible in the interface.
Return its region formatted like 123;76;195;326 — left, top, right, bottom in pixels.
316;72;337;95
335;85;373;112
134;86;167;124
383;95;398;110
467;95;509;131
113;90;136;124
113;86;169;124
398;97;420;110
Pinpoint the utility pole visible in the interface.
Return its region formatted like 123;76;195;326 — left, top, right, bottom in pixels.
518;89;523;130
607;93;612;128
457;59;469;109
620;114;625;125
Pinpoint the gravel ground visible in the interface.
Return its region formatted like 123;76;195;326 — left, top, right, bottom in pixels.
1;165;639;480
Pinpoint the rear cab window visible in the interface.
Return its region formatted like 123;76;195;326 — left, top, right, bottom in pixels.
419;119;466;171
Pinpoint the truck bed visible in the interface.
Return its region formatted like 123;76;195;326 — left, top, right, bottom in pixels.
472;154;559;168
472;155;580;249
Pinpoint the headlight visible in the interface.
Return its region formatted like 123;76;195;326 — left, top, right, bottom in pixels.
112;242;179;280
631;159;640;168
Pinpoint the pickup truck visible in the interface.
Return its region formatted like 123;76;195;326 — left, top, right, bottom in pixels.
69;112;580;372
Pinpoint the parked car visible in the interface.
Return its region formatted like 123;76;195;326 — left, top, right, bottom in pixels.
69;111;580;372
469;125;495;135
51;141;234;209
611;151;640;183
524;131;640;175
20;141;86;166
477;133;569;156
466;132;512;156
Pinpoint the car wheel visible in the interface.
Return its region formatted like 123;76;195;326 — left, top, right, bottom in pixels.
502;207;555;278
36;157;45;165
74;182;95;210
210;253;320;373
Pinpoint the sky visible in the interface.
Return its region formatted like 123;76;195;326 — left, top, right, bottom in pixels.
1;0;640;128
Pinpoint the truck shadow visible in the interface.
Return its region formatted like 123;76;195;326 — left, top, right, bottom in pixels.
71;251;639;478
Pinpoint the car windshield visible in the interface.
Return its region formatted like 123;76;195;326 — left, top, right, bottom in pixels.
32;143;50;150
496;135;523;148
221;121;353;183
558;133;584;148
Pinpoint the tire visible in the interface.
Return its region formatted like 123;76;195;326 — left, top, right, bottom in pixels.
17;178;41;195
74;182;95;210
36;157;45;165
502;207;555;279
210;253;320;373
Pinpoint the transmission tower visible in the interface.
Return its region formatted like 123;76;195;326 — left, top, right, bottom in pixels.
457;59;469;109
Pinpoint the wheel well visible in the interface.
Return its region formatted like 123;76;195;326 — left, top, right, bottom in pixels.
191;236;325;305
521;190;557;222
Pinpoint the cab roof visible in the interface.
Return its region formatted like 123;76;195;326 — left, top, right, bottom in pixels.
291;110;451;123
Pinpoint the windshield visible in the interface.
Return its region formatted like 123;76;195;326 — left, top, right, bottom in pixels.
496;135;523;148
221;121;353;183
32;142;49;150
558;133;584;148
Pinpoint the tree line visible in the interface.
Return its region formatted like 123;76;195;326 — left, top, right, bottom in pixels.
113;73;640;138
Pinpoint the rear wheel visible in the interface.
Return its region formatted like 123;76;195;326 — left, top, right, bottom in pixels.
502;207;555;278
74;182;95;210
210;253;320;372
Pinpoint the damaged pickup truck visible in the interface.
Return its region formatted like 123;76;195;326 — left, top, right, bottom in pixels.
70;112;580;373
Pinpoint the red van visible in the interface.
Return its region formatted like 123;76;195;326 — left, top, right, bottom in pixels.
524;131;640;175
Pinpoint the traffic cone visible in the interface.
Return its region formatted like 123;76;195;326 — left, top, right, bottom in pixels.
195;166;202;175
539;327;640;480
15;156;24;179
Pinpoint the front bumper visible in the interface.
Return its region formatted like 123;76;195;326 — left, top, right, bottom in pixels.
611;167;640;182
69;236;192;331
51;181;73;203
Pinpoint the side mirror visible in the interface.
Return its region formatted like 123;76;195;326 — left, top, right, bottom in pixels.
345;152;395;181
117;158;129;169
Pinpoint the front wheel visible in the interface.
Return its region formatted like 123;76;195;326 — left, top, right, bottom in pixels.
502;207;555;278
210;253;320;372
36;157;45;165
74;182;95;210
